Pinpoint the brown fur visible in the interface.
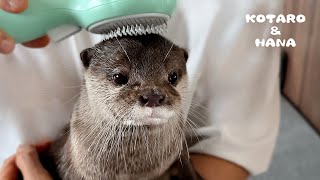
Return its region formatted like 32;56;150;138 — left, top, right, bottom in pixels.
48;35;200;180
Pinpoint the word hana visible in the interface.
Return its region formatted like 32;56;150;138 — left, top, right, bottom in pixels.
255;38;296;47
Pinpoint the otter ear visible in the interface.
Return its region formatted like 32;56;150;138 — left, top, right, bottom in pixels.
80;48;95;69
182;49;189;62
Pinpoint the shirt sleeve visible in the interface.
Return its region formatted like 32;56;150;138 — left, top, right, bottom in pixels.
166;0;282;175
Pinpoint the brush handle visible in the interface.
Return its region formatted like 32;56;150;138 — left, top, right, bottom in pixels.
0;0;82;43
0;0;176;43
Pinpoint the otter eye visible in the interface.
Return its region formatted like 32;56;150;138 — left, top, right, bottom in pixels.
113;73;128;85
168;72;178;85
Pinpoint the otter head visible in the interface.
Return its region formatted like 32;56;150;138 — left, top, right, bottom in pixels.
70;35;189;179
80;34;188;129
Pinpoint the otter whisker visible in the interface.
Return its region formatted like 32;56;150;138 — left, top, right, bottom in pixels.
176;111;202;146
162;42;174;63
180;98;209;111
63;92;81;105
188;107;208;120
187;110;208;127
115;36;131;62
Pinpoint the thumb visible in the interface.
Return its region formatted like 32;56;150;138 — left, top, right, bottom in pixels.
22;35;50;48
15;145;52;180
0;29;15;54
0;0;28;13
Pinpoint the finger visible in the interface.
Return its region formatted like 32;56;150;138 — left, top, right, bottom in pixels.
15;145;52;180
34;141;52;153
0;0;28;13
0;30;15;54
22;35;50;48
0;155;19;180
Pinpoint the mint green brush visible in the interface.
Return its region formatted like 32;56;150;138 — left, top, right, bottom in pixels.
0;0;176;43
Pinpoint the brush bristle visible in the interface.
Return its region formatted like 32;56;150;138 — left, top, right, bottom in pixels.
103;23;167;40
87;14;170;40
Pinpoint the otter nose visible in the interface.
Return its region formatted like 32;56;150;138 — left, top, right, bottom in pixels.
139;93;166;107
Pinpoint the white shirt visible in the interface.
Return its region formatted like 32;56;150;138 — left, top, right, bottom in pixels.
0;0;281;175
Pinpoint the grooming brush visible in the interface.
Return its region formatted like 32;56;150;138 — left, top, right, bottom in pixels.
0;0;176;43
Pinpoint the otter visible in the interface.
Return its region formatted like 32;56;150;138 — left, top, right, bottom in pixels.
48;34;200;180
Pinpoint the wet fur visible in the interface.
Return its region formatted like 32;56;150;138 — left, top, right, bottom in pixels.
48;35;195;180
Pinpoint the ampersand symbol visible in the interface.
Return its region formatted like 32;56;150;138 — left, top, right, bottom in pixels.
270;26;281;36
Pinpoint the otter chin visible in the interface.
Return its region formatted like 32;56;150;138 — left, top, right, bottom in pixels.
49;34;189;180
122;107;176;126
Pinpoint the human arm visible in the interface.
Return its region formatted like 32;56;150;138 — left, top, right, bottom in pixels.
191;154;249;180
166;0;282;178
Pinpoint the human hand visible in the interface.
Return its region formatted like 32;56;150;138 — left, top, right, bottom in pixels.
0;0;49;54
0;142;53;180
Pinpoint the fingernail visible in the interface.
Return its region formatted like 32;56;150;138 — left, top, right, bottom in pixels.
17;144;32;152
16;144;37;159
0;38;14;54
6;0;24;10
17;144;29;149
16;144;42;169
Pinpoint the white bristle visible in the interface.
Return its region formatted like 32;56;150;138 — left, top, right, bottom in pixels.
151;25;155;34
102;23;167;40
140;24;146;35
88;14;170;40
126;26;132;36
122;26;127;36
116;27;122;36
130;26;136;35
146;25;151;34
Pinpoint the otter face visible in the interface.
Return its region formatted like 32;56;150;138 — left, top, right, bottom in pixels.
80;34;188;127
